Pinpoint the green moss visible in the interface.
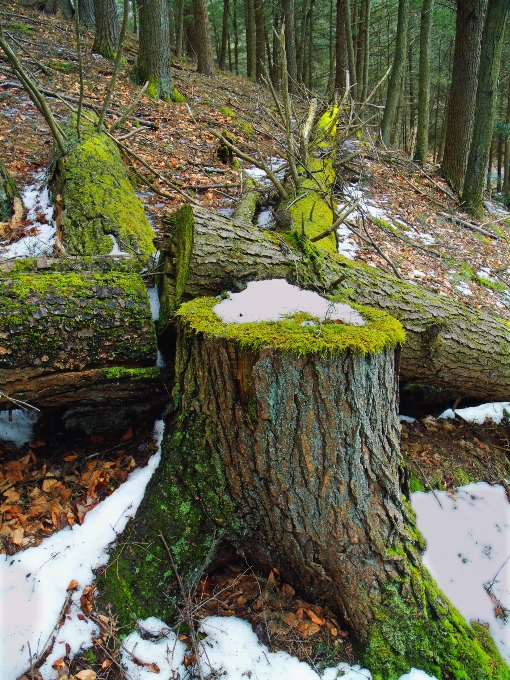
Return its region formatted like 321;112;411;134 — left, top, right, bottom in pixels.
453;466;472;487
172;88;186;103
176;296;405;356
0;272;157;369
0;158;20;221
363;566;510;679
220;106;235;117
409;475;425;493
100;366;160;381
236;119;255;137
58;120;155;256
48;60;79;73
7;21;34;34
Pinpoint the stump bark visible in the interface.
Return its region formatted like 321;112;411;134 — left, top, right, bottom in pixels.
98;296;508;679
155;204;510;401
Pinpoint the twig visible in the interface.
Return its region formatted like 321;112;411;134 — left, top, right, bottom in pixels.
439;212;500;240
0;390;40;412
4;32;50;75
27;641;35;680
411;459;443;508
359;213;402;279
109;81;149;132
310;199;360;242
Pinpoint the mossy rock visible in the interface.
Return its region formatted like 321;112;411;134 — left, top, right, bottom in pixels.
56;121;155;256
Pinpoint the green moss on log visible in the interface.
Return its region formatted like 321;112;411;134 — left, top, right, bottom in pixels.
0;272;157;369
0;158;20;221
362;566;510;680
57;125;155;256
176;296;404;356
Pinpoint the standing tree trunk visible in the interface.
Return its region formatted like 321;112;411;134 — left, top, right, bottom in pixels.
98;290;510;679
254;0;265;81
78;0;95;29
0;158;20;222
281;0;298;89
245;0;256;79
503;80;510;193
56;0;74;19
175;0;185;57
335;0;348;90
92;0;119;58
380;0;410;145
134;0;175;100
462;0;510;217
193;0;214;75
218;0;229;69
441;0;487;192
414;0;433;163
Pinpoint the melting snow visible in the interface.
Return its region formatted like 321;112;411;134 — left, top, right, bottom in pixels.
0;421;164;680
439;401;510;425
107;234;128;255
0;409;39;447
412;483;510;663
213;279;366;326
0;175;56;259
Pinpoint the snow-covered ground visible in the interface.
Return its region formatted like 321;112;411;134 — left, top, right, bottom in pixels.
0;174;56;259
1;408;509;679
213;278;366;326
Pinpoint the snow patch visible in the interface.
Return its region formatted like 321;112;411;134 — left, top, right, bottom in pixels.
0;408;39;447
438;402;510;425
1;175;56;259
336;223;359;259
0;421;165;680
107;234;128;255
213;279;366;326
147;285;160;321
399;415;416;423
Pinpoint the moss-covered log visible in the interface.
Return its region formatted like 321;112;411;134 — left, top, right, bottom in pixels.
98;296;509;679
0;158;20;222
155;204;510;401
52;124;155;256
0;266;161;409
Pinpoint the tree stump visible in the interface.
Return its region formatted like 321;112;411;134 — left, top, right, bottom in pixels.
98;291;508;679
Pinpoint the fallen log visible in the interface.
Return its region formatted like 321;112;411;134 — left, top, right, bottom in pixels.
155;204;510;401
0;261;162;411
98;291;509;679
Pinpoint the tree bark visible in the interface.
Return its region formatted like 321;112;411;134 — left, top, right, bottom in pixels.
281;0;298;88
461;0;510;217
134;0;174;100
218;0;229;70
193;0;214;75
98;304;510;678
380;0;410;146
244;0;256;79
254;0;265;82
0;158;20;222
92;0;119;58
154;205;510;401
56;0;74;20
441;0;487;192
0;262;160;410
78;0;95;30
335;0;348;90
414;0;433;163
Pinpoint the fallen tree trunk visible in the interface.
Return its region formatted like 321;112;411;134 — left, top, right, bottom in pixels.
98;294;509;679
0;260;163;411
155;204;510;401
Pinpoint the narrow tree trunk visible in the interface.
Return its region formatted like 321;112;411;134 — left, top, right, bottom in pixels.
441;0;488;192
335;0;348;90
233;0;239;74
462;0;510;217
503;80;510;193
56;0;74;20
132;0;137;34
0;158;20;222
175;0;184;57
92;0;119;58
98;293;510;679
414;0;433;163
297;0;309;83
254;0;265;81
134;0;175;100
380;0;410;145
497;131;503;193
78;0;95;29
218;0;229;69
245;0;256;79
154;205;510;401
193;0;214;75
281;0;298;88
487;132;495;193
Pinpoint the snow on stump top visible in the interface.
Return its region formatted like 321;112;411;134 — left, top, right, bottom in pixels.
178;278;404;356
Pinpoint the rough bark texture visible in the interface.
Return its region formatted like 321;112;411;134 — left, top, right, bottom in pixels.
193;0;214;75
155;205;510;400
135;0;174;99
92;0;119;58
78;0;95;30
380;0;410;145
99;316;510;679
281;0;298;87
0;265;159;410
461;0;510;217
0;158;20;222
441;0;488;192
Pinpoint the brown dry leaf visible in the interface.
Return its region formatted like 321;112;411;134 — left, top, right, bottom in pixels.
148;664;160;674
63;454;78;462
101;659;112;670
42;478;62;493
52;658;67;672
306;609;325;626
67;580;78;591
75;671;97;680
120;427;133;441
280;583;295;597
3;489;21;502
299;622;321;638
280;611;298;627
11;527;24;546
28;440;46;449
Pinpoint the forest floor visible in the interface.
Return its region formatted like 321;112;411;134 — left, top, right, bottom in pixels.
0;2;509;678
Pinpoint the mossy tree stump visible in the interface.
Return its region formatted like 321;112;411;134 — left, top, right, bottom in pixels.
99;296;508;679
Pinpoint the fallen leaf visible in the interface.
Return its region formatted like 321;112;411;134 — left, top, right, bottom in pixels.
120;427;133;441
52;658;67;671
306;609;325;626
67;580;78;591
75;671;96;680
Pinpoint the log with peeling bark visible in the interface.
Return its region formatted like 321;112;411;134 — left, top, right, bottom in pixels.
155;204;510;401
98;296;509;679
0;259;164;411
